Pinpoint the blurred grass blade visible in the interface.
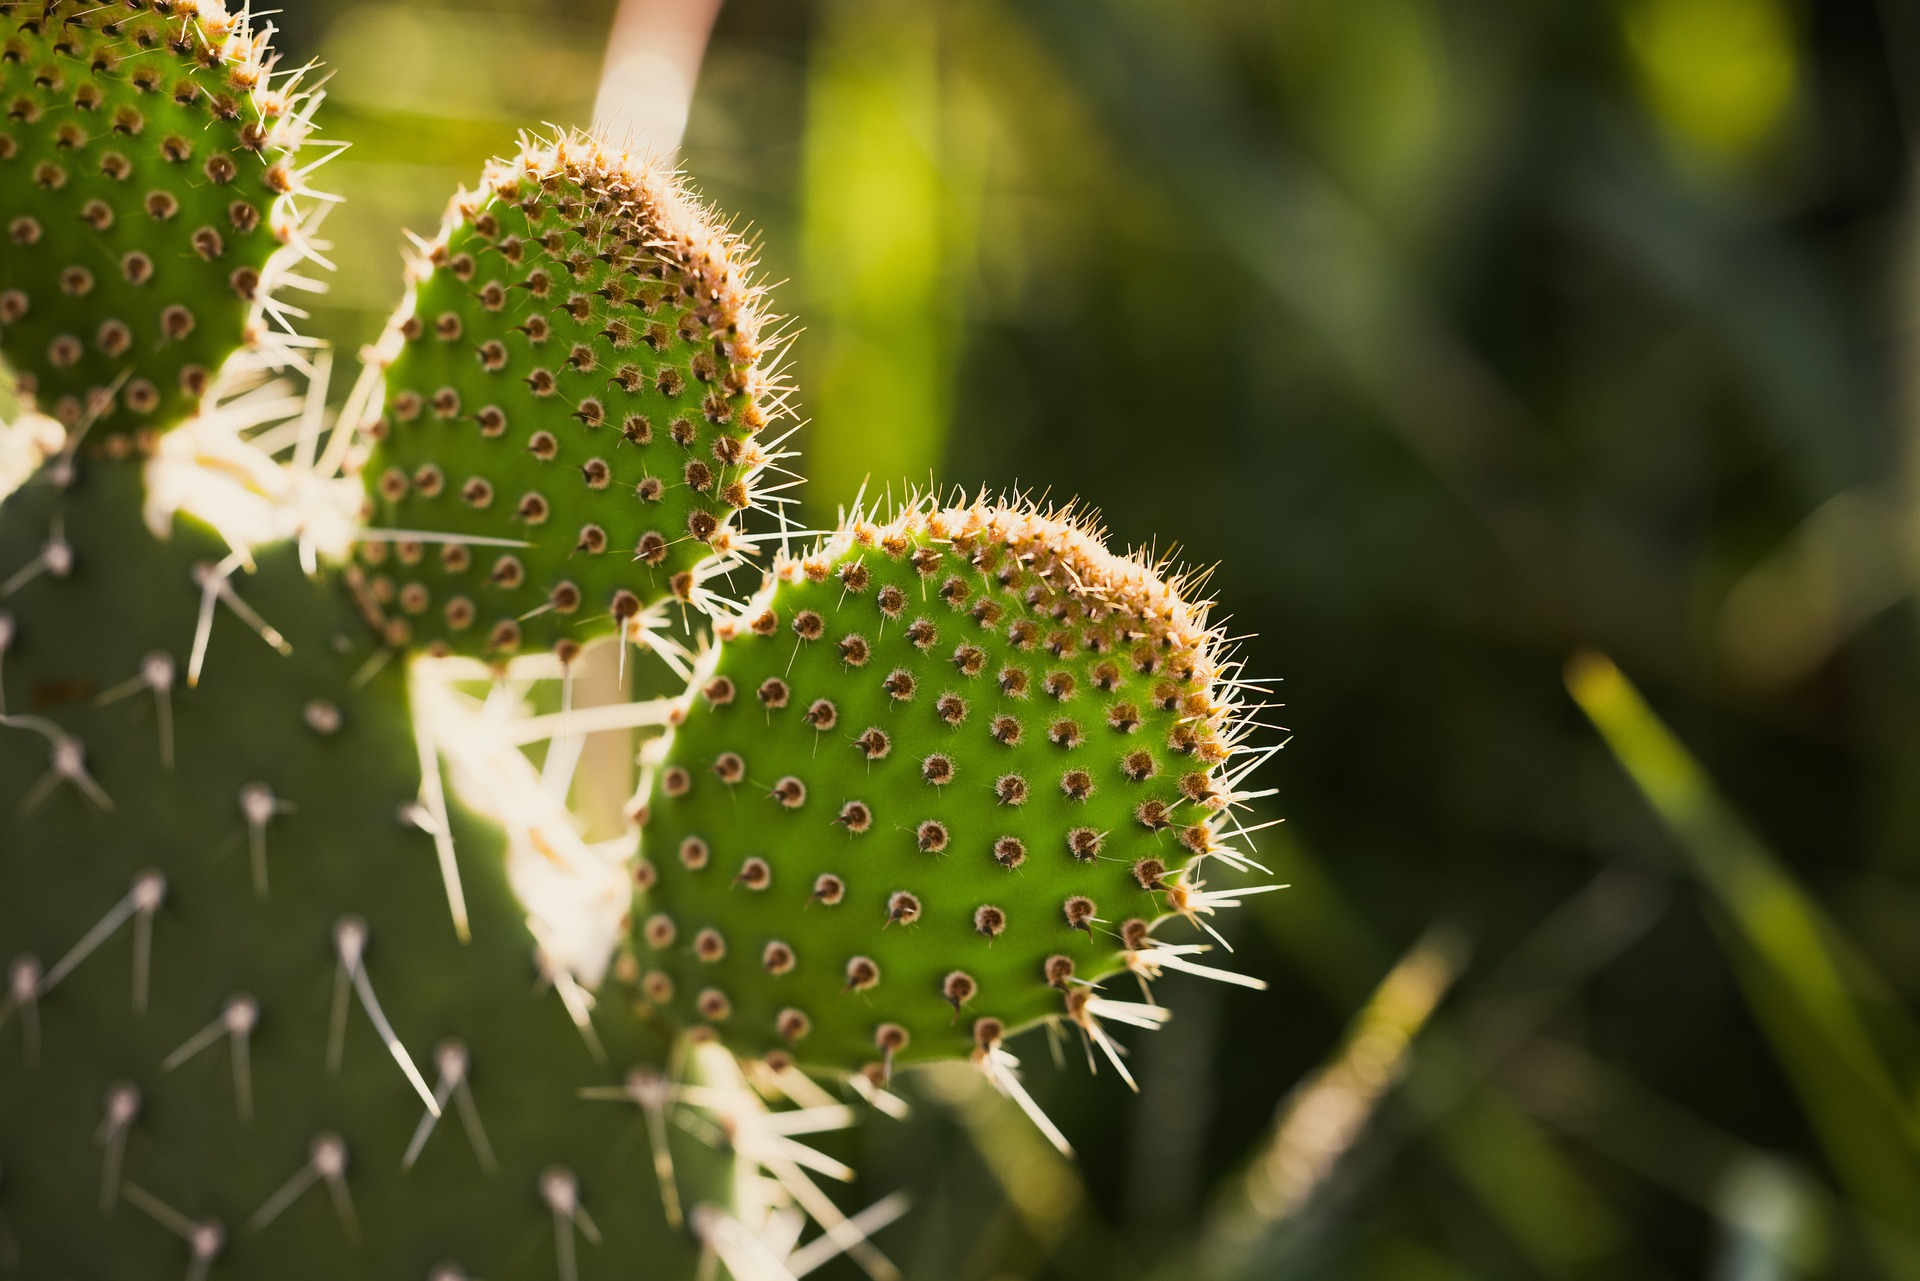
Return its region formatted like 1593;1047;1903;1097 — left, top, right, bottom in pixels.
1240;846;1667;1278
1715;488;1909;689
1197;927;1467;1278
1437;1091;1624;1272
800;0;982;513
1566;652;1920;1228
1510;1037;1920;1274
916;1060;1087;1265
1249;831;1394;1005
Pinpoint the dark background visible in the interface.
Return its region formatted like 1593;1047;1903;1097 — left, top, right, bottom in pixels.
235;0;1920;1275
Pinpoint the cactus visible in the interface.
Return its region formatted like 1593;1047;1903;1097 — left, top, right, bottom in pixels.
0;9;873;1279
625;500;1272;1095
353;134;790;663
0;0;1282;1271
0;0;324;436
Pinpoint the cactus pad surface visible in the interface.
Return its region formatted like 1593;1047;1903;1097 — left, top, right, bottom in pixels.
0;0;323;435
631;500;1262;1078
357;134;785;661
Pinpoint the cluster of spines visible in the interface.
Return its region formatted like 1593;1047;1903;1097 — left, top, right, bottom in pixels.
350;132;791;661
0;0;327;435
627;496;1260;1077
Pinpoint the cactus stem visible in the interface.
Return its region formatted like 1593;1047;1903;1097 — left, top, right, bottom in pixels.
6;366;789;1267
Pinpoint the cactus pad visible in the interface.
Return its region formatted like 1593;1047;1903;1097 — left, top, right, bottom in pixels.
356;134;786;661
0;0;324;435
0;457;734;1278
630;499;1265;1079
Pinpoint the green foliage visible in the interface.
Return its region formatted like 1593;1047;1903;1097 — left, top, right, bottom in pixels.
358;134;784;660
798;0;978;506
0;1;319;435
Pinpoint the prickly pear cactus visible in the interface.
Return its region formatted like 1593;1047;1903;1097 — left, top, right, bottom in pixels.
0;456;738;1278
0;0;1283;1269
0;0;323;434
354;134;787;662
628;500;1268;1082
0;10;829;1278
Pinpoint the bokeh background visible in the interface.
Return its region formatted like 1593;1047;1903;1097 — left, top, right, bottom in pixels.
242;0;1920;1276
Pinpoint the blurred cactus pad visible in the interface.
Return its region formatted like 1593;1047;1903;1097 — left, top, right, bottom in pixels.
0;457;735;1279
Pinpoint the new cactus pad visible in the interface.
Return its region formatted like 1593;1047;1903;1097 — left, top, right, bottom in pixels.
630;500;1266;1079
356;134;786;662
0;0;324;435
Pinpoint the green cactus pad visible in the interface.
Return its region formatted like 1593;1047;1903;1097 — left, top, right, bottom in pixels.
0;0;325;436
0;457;734;1278
355;134;787;662
629;499;1266;1079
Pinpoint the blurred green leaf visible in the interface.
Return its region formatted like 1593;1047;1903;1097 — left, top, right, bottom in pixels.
1623;0;1799;168
1438;1091;1626;1272
799;0;982;514
1568;653;1920;1236
1507;1037;1920;1276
